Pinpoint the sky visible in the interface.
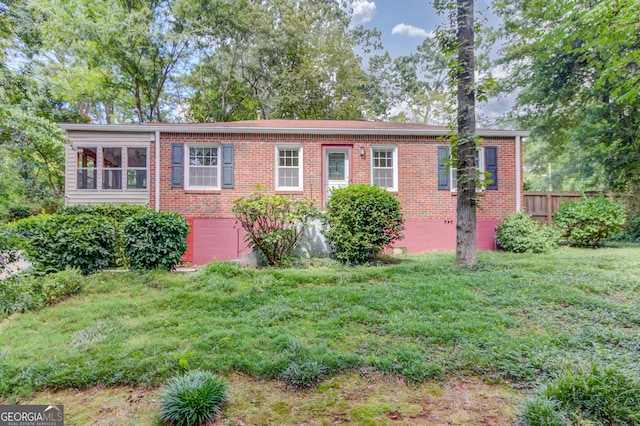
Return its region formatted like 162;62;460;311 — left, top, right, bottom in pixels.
349;0;496;58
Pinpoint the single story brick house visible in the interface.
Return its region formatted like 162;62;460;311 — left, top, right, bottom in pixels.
60;120;527;264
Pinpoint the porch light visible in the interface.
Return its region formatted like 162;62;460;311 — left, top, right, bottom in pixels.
360;146;365;158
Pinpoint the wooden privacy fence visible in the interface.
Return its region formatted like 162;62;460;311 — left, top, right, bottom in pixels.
524;191;614;224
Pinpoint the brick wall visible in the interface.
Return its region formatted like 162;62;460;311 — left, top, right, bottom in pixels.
150;132;522;221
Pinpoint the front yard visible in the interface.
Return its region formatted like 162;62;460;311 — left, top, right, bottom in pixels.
1;248;639;424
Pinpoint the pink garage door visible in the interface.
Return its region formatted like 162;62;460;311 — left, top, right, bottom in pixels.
190;218;250;264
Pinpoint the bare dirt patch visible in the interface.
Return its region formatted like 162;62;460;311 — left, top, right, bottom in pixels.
20;373;521;425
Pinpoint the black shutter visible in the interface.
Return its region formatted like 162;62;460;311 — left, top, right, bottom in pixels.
171;144;183;188
437;146;450;190
485;146;498;190
221;144;234;188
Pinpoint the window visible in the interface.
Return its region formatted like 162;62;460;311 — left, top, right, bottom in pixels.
76;146;147;191
103;147;122;189
186;145;220;189
77;148;97;189
276;146;303;190
127;147;147;189
371;146;398;191
450;148;484;191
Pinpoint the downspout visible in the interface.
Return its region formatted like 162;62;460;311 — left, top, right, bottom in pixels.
515;135;522;212
155;130;160;212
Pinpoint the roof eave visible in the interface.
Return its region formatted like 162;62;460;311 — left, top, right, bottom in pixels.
58;123;530;138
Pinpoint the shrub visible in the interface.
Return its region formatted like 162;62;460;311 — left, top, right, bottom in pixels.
58;204;150;222
321;184;404;264
28;268;83;306
554;196;626;247
13;214;119;275
159;370;228;426
123;211;189;271
1;269;82;315
232;189;317;267
0;223;20;274
281;360;327;389
7;206;36;222
497;212;560;253
518;366;640;425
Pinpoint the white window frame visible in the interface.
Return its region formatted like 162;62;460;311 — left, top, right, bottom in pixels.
370;145;398;192
275;145;303;191
450;147;484;192
76;146;148;191
126;147;148;190
76;147;98;190
185;144;221;190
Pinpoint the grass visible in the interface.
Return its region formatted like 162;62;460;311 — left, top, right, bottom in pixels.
1;248;639;402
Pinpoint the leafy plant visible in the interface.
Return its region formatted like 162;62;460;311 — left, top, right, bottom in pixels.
57;204;150;222
123;211;189;271
7;206;36;222
554;197;626;246
0;223;20;274
1;269;82;315
321;184;404;263
13;214;119;275
281;360;327;389
159;370;228;426
232;188;317;267
497;212;560;253
518;366;640;425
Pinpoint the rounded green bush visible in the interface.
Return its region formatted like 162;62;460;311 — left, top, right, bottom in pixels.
123;211;189;271
496;212;560;253
554;197;626;246
159;370;228;426
13;214;119;275
321;184;404;264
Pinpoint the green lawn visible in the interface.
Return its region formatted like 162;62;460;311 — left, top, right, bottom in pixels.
1;248;639;401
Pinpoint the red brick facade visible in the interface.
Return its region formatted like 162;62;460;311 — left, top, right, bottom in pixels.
149;131;522;263
63;120;525;264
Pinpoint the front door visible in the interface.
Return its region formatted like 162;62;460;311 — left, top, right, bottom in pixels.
325;148;350;200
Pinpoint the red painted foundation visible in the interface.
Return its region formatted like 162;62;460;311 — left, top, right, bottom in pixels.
185;217;501;265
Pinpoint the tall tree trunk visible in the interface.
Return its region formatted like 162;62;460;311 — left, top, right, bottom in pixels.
455;0;477;266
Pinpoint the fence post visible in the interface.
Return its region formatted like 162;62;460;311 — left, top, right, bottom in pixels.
547;192;553;224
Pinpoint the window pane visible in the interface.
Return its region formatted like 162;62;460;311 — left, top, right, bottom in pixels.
127;170;147;189
77;148;97;168
127;148;147;168
77;169;96;189
103;170;122;189
278;168;299;188
328;153;345;180
189;166;217;187
103;148;122;168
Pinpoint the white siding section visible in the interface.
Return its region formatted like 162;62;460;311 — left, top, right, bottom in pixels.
65;131;152;206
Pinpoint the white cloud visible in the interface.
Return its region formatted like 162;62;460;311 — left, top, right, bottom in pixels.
351;1;376;25
391;23;433;39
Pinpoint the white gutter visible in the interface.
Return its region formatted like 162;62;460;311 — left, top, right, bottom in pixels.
515;136;522;212
59;123;530;138
155;130;160;212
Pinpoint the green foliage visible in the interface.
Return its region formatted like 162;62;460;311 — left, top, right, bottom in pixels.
0;223;20;273
14;214;119;275
232;190;317;267
519;366;640;425
497;212;559;253
123;211;189;271
57;204;150;223
321;184;404;264
281;360;327;389
159;370;228;426
554;197;626;247
495;0;640;193
1;269;82;315
27;268;83;306
7;206;36;222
